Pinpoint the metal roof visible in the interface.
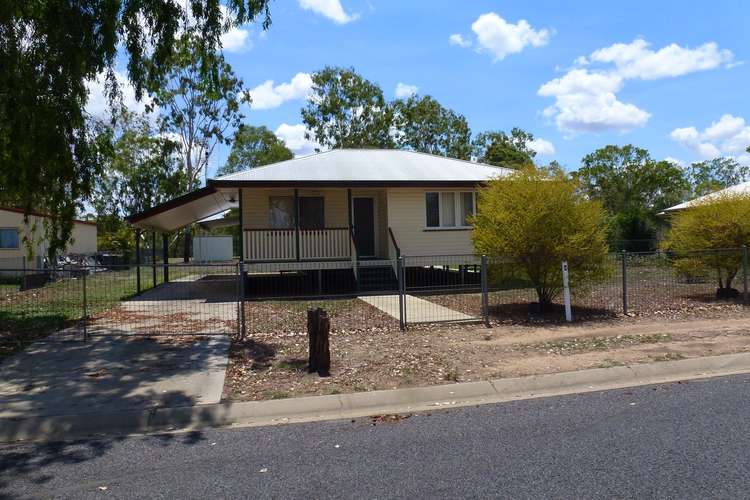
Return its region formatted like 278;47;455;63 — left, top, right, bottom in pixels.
213;149;513;184
661;180;750;214
128;149;512;232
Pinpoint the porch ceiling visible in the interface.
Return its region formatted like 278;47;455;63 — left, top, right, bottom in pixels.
127;186;238;233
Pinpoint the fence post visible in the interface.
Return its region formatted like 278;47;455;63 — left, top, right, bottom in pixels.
481;255;490;327
82;269;88;342
621;250;629;315
239;261;246;339
743;245;748;306
396;256;406;332
135;229;141;294
561;259;572;322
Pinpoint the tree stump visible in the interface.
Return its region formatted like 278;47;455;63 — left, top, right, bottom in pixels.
307;308;330;377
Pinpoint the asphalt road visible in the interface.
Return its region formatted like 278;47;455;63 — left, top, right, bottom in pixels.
2;374;750;499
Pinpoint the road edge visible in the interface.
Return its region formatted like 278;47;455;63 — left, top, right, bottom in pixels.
3;352;750;443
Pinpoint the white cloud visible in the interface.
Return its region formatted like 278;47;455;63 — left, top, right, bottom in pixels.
249;73;313;110
670;114;750;163
468;13;550;61
538;69;650;134
218;5;253;53
664;156;685;168
298;0;358;24
528;138;555;156
394;82;418;98
85;70;152;118
539;38;734;135
448;34;471;48
588;39;734;80
275;123;323;157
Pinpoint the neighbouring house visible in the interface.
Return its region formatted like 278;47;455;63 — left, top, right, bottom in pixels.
660;180;750;214
128;149;512;295
0;207;98;268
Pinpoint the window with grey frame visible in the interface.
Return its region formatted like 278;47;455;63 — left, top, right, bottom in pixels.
425;192;475;228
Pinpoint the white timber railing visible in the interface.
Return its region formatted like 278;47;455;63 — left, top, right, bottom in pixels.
244;227;352;262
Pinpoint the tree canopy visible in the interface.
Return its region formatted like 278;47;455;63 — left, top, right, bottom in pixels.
472;167;610;307
301;66;393;150
663;194;750;295
391;95;472;159
687;157;750;197
218;125;293;176
575;145;689;250
472;128;537;169
0;0;271;257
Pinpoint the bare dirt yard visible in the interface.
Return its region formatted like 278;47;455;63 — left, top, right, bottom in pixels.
223;300;750;401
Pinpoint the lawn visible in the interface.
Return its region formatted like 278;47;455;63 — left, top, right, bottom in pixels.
0;265;194;357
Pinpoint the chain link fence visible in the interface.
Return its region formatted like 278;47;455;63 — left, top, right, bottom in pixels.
2;248;749;358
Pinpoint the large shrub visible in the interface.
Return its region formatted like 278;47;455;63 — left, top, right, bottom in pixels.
662;194;750;295
472;168;610;307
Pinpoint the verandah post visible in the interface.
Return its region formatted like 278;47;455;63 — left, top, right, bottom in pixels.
294;188;300;262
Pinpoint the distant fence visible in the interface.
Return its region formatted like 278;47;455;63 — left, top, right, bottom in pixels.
1;249;749;356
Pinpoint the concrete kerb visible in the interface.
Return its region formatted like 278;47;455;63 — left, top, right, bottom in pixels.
4;352;750;443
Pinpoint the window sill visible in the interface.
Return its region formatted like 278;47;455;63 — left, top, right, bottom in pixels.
423;227;472;232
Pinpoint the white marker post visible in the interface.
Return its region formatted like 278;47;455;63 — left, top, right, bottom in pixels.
561;260;572;322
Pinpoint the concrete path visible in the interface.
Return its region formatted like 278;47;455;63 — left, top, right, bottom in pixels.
0;330;230;419
359;294;475;323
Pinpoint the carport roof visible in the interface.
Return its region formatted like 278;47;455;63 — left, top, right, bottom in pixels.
128;149;512;232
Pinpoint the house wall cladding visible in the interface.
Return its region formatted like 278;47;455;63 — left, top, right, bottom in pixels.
386;188;475;257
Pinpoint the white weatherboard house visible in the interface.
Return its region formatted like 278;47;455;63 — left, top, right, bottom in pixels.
129;149;511;293
661;180;750;214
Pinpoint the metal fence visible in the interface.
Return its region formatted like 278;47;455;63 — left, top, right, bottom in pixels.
2;248;749;358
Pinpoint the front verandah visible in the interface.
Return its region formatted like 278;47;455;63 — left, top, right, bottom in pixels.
239;187;391;264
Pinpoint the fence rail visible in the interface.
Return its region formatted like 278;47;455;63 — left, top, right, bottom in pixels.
2;248;749;358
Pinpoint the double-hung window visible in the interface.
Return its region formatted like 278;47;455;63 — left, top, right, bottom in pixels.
425;192;475;229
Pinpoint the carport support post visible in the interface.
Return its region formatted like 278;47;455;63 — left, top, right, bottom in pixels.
162;233;169;283
135;229;141;294
481;255;490;327
151;231;157;288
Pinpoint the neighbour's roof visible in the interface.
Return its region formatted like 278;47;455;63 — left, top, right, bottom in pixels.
0;206;97;226
212;149;512;185
660;180;750;214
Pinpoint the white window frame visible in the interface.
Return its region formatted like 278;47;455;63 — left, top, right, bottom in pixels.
0;228;19;249
424;191;476;230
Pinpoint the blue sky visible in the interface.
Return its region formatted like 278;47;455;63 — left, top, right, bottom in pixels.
93;0;750;178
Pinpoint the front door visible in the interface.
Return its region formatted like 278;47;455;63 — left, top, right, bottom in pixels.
353;198;375;257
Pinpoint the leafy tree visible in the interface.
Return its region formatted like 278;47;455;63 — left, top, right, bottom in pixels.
575;145;689;250
472;167;610;308
391;95;472;159
91;110;186;260
687;157;750;197
152;31;250;260
218;125;293;176
663;194;750;296
472;128;536;169
0;0;272;258
301;66;393;149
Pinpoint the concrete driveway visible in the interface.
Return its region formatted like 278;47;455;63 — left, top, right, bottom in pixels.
0;329;230;419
